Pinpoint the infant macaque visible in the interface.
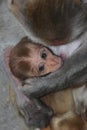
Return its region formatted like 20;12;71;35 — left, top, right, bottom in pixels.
9;37;87;130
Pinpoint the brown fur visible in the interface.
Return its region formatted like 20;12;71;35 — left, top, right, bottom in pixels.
10;0;81;45
42;89;74;114
41;89;85;130
50;112;85;130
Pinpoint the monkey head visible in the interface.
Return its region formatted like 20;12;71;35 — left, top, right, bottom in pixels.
9;37;62;80
10;0;81;45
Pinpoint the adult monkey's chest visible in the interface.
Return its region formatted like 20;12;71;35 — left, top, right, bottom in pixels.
49;39;81;59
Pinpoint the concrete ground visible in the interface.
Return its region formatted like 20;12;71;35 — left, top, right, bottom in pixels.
0;1;34;130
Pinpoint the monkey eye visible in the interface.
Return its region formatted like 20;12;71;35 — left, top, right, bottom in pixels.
41;49;47;59
38;63;44;72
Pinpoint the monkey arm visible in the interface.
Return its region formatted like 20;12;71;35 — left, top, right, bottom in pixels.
22;43;87;97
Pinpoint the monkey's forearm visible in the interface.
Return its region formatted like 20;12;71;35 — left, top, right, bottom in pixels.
22;43;87;97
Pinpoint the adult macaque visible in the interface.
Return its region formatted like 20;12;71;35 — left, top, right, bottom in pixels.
9;37;87;130
8;0;87;128
9;0;87;95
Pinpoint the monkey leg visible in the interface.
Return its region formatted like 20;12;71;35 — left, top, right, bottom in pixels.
50;111;85;130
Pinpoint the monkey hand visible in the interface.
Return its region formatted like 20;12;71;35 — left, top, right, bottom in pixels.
17;93;53;128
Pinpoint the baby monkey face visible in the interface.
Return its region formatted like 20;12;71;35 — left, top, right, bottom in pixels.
9;37;63;80
29;46;62;77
